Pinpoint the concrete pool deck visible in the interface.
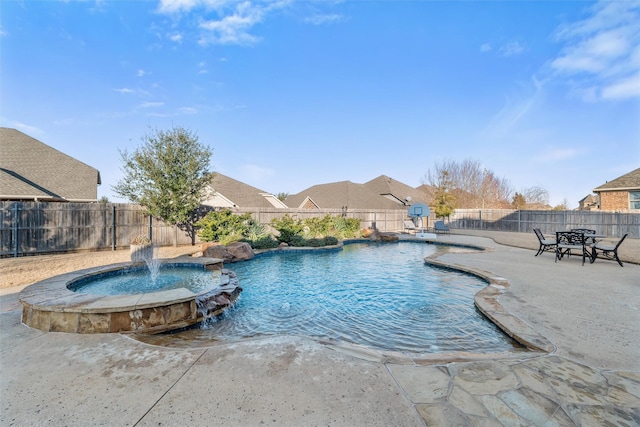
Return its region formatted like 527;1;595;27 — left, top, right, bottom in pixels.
1;233;639;426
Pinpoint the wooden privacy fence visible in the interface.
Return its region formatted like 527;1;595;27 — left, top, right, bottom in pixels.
450;209;640;238
2;202;638;257
0;202;412;257
0;202;192;257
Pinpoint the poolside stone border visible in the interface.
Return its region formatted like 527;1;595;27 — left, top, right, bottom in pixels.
419;240;555;354
18;256;242;334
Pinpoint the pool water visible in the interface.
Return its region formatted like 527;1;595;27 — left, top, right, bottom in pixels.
69;266;218;296
171;242;520;355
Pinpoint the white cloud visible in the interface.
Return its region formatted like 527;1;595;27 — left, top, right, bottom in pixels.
157;0;204;14
4;121;44;136
137;69;149;77
535;148;580;162
481;76;544;139
157;0;292;46
480;43;492;53
113;88;135;94
198;2;266;46
304;14;344;26
198;61;209;74
601;73;640;99
498;41;524;57
178;106;198;114
550;0;640;101
169;33;183;43
138;101;164;108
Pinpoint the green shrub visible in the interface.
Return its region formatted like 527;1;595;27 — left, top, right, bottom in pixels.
322;236;339;246
288;235;306;247
301;214;361;239
196;209;256;243
241;236;280;249
270;214;305;244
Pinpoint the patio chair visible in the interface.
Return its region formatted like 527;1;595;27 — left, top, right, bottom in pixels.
555;231;589;266
434;220;450;234
533;228;557;256
403;220;418;234
590;234;628;267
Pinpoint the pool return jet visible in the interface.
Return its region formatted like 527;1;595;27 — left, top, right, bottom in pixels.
408;202;436;239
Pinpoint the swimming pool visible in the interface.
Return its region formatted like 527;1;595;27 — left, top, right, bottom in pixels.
165;241;520;355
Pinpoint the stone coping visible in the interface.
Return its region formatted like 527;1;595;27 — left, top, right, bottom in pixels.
18;256;243;334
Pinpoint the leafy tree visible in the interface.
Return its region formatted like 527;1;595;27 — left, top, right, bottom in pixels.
432;170;456;219
512;192;526;209
276;192;289;202
113;126;213;244
98;196;110;203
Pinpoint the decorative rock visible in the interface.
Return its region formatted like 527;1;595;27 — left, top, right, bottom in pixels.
227;241;255;261
201;242;220;252
361;228;375;237
369;230;399;242
203;241;255;263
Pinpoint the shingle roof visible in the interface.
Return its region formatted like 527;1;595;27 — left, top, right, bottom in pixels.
0;127;101;201
285;175;432;210
593;168;640;192
364;175;432;205
204;173;287;209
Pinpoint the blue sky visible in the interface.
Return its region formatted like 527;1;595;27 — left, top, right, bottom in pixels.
2;0;639;208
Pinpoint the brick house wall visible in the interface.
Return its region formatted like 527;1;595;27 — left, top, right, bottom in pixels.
599;191;629;210
301;198;318;209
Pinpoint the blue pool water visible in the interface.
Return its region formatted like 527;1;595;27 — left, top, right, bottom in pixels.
69;265;217;296
181;242;519;354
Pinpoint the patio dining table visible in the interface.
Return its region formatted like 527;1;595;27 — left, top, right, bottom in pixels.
569;230;606;245
555;231;606;265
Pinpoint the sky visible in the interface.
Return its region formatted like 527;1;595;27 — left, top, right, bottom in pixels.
2;0;639;208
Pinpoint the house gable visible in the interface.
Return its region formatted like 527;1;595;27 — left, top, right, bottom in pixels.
202;173;288;209
593;168;640;211
0;128;101;202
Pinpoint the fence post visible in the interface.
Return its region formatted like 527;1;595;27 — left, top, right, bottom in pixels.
479;210;483;230
13;203;19;257
111;204;117;251
148;215;153;241
518;210;521;233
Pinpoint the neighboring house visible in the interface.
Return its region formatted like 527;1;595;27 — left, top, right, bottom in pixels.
578;194;600;211
592;168;640;211
364;175;433;207
0;127;101;202
201;173;288;209
284;175;431;210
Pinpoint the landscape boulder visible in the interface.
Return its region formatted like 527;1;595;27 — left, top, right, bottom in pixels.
369;230;399;242
203;241;255;263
